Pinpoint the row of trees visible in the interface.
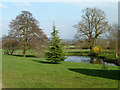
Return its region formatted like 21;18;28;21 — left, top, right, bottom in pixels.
2;11;66;63
2;8;119;63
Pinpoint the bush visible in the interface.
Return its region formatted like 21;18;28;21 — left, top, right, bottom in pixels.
92;46;103;55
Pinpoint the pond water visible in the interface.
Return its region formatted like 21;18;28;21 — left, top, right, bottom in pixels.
65;56;116;66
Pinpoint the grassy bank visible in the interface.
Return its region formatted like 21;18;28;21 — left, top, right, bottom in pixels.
2;54;119;88
64;49;90;56
64;49;118;62
3;49;118;64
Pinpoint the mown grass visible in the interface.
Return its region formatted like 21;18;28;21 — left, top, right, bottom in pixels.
64;49;90;56
2;54;119;88
64;49;91;52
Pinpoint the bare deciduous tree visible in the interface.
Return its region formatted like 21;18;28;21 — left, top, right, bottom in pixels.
9;11;48;57
74;8;111;50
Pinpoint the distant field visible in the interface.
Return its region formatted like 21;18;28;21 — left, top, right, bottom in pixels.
2;54;119;88
64;49;91;52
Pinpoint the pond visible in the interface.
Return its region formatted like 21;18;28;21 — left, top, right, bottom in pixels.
65;56;116;66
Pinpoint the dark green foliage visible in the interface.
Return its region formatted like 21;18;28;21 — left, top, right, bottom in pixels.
45;23;66;64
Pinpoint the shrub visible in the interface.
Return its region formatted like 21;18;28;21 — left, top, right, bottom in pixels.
92;46;103;55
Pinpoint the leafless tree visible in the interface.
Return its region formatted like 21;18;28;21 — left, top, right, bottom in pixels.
9;11;48;57
74;8;111;50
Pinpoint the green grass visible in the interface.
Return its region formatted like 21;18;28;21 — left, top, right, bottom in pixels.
2;54;119;88
12;49;36;56
64;49;91;56
64;49;90;52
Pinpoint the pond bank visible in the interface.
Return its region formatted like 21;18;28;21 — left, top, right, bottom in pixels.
65;56;117;66
65;51;119;66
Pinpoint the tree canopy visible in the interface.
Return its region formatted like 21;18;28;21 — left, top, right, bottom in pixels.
8;11;48;57
74;8;111;49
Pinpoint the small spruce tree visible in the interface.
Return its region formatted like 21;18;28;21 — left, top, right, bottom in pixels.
45;23;66;64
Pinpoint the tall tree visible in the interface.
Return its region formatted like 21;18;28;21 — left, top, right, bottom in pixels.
45;23;66;64
74;8;111;50
9;11;48;57
108;24;118;58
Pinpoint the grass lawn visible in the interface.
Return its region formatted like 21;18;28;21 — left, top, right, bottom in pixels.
2;54;119;88
64;49;91;52
64;49;91;56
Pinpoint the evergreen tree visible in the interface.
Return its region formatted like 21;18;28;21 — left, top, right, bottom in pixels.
46;23;66;64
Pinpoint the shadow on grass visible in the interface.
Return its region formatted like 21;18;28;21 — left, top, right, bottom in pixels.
69;68;120;80
11;54;36;58
32;60;60;64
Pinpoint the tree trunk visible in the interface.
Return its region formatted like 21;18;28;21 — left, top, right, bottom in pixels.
89;41;94;51
90;45;92;50
89;45;93;52
90;39;97;52
23;49;26;57
115;43;118;58
10;50;14;55
23;28;27;57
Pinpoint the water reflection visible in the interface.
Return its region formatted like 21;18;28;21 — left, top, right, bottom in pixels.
65;56;116;66
90;57;102;64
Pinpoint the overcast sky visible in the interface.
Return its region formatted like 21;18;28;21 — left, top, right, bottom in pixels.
1;2;118;39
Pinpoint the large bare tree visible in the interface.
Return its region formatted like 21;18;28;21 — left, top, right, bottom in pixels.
74;8;111;50
9;11;48;57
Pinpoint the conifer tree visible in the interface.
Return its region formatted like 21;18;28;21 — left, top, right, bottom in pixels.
46;23;66;64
